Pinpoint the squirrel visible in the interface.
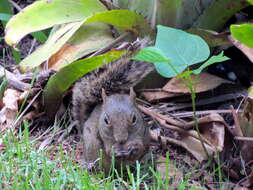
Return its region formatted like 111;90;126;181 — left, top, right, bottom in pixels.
72;39;154;172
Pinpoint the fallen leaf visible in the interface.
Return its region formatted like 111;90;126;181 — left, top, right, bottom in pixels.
163;72;232;94
142;72;231;102
229;36;253;63
238;88;253;162
0;88;20;131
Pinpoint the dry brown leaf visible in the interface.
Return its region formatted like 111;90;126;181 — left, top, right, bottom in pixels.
156;156;183;190
141;91;178;102
178;114;225;161
142;73;231;102
229;36;253;63
238;90;253;163
163;72;231;94
0;89;21;130
179;130;215;162
198;115;225;152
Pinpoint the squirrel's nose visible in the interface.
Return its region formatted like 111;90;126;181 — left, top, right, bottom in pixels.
117;139;127;145
114;132;128;144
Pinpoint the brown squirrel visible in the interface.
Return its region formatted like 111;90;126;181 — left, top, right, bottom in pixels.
72;39;153;172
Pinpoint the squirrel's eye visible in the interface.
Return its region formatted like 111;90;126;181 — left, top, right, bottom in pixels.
131;114;137;125
104;114;110;125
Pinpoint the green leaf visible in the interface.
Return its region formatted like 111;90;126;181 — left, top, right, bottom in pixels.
31;31;48;44
20;21;85;70
85;9;151;36
48;23;114;70
192;0;249;31
248;0;253;4
5;0;106;46
43;49;127;117
230;24;253;48
0;78;8;101
192;52;230;75
132;46;169;63
155;25;210;78
19;9;150;69
0;13;12;21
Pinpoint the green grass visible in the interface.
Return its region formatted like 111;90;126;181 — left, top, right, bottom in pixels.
0;120;206;190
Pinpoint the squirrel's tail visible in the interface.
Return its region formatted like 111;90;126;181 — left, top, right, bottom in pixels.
72;39;154;128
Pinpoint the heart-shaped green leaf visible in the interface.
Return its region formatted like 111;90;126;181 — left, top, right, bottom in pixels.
155;25;210;78
5;0;106;46
85;9;151;36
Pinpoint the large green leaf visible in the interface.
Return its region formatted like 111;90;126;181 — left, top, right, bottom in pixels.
230;24;253;48
5;0;106;46
192;0;249;31
19;9;150;69
248;0;253;4
20;21;85;70
85;9;151;36
43;49;127;117
155;25;210;78
47;23;114;70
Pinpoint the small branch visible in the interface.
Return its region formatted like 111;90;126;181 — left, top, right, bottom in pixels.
234;136;253;142
12;90;42;127
8;0;22;11
0;66;30;91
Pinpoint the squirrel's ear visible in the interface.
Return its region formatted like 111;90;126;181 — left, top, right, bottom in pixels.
129;87;136;101
102;88;107;102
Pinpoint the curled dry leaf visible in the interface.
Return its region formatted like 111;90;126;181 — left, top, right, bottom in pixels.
144;103;226;162
142;72;231;102
177;130;215;162
179;114;226;161
238;88;253;163
0;89;21;131
163;72;231;94
229;36;253;63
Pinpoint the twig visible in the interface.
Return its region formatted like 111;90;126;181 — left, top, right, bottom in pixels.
28;38;37;55
234;136;253;142
12;90;42;127
8;0;22;11
138;104;186;127
138;104;229;131
139;105;215;147
161;90;247;112
0;66;30;91
172;109;234;118
231;105;244;137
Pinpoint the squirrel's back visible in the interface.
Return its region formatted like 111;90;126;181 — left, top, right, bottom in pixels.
72;40;154;128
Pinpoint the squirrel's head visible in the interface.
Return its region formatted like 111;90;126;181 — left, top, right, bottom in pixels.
98;88;149;162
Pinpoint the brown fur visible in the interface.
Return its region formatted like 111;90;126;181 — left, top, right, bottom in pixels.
72;39;153;171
